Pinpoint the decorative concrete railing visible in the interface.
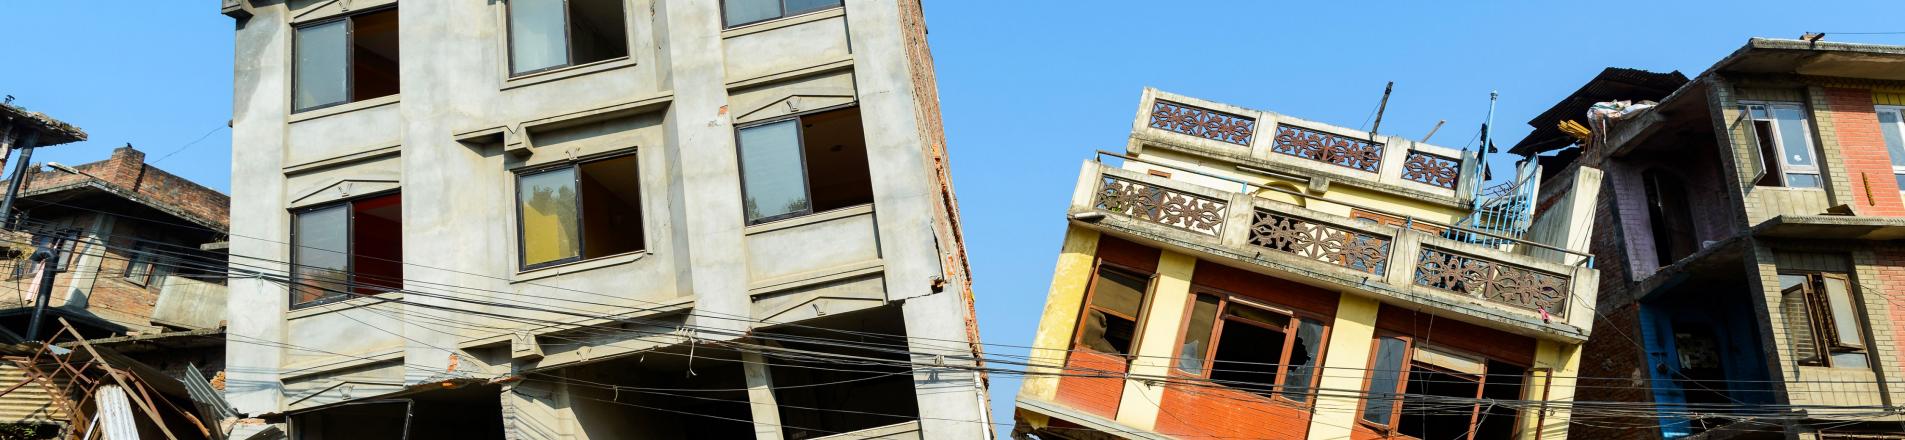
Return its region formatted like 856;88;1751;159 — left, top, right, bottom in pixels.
1075;161;1595;335
1413;246;1570;318
1096;174;1228;237
1131;88;1474;199
1248;209;1390;275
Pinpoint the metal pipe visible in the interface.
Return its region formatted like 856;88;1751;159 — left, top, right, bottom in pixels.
0;129;39;230
1370;81;1394;136
24;245;56;341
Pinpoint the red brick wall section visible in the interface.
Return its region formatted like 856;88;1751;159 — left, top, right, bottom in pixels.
1875;246;1905;381
1825;87;1905;216
1567;302;1657;440
4;146;229;230
1097;236;1161;273
1154;374;1309;440
1055;349;1128;420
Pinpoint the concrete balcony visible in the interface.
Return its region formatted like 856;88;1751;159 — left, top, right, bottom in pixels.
1129;88;1477;207
1067;161;1599;342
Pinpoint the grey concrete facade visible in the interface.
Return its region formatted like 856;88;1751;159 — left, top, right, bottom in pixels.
220;0;988;438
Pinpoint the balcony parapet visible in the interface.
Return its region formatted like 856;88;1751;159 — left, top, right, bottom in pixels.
1071;161;1598;342
1128;88;1476;206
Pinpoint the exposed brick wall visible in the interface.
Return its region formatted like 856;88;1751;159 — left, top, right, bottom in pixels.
1872;246;1905;382
1055;349;1127;420
5;146;229;231
1153;376;1309;439
1822;88;1905;216
1569;302;1657;440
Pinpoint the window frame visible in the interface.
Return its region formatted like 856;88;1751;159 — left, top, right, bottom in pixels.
504;0;630;77
720;0;845;29
733;103;861;225
289;190;402;309
1741;101;1822;188
512;150;644;271
1355;332;1416;431
1068;261;1154;358
123;241;159;286
1169;289;1332;405
1875;105;1905;196
1781;271;1869;368
291;5;397;114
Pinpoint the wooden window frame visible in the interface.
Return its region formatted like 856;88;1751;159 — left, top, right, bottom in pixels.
1742;101;1821;188
513;150;644;271
1782;271;1868;368
122;241;160;287
1349;208;1445;235
1356;332;1415;432
1068;261;1154;358
1168;288;1333;405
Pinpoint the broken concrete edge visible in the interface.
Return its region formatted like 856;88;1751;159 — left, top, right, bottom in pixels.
0;102;87;146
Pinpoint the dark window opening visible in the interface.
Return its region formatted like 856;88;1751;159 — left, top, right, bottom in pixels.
1176;293;1330;403
1397;367;1479;440
722;0;843;28
507;0;629;76
736;106;874;224
760;306;920;439
517;153;644;269
293;8;399;112
1076;266;1148;356
291;192;403;308
290;400;409;440
1643;169;1697;266
123;242;158;285
1475;361;1526;439
544;345;755;439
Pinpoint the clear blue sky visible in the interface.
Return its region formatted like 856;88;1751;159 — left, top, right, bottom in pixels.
5;0;1902;431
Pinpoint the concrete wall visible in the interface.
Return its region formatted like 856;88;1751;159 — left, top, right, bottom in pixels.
222;0;986;438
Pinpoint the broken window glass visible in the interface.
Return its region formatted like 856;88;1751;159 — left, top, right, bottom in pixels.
1175;294;1220;375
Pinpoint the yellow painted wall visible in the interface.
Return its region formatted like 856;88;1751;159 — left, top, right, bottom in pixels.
1520;340;1582;440
1306;295;1382;440
1017;227;1100;401
1113;251;1196;429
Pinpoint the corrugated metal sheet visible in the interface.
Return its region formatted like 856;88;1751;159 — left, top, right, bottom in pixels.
1510;67;1689;156
0;360;69;425
93;385;137;440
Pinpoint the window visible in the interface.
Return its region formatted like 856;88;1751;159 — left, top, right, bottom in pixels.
123;242;159;286
735;106;873;224
1743;102;1820;188
507;0;629;76
294;8;399;112
291;193;403;308
517;154;644;269
722;0;842;28
1360;337;1527;440
1173;293;1328;403
1074;265;1150;356
1876;106;1905;192
1642;169;1697;266
1349;209;1445;234
1780;272;1868;368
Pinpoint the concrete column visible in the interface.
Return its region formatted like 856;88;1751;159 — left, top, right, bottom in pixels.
59;215;113;309
843;0;943;305
901;287;994;439
742;351;784;440
224;4;293;437
1018;227;1101;401
654;0;752;337
1113;251;1196;430
1306;294;1381;440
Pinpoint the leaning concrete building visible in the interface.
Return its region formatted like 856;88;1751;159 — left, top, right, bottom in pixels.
1013;88;1603;439
218;0;987;438
1527;39;1905;439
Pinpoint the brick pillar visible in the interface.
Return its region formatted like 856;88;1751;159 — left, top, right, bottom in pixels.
1824;88;1905;215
